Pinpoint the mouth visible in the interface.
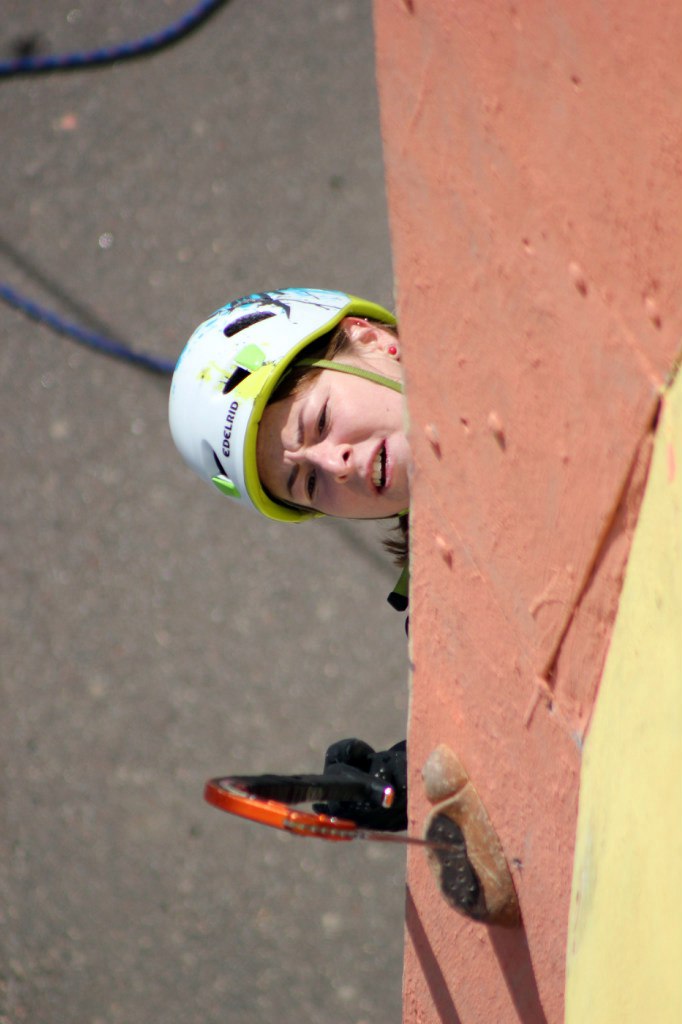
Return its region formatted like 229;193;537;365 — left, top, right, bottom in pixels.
371;442;388;493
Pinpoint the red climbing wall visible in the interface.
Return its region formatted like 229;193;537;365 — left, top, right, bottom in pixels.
373;1;682;1020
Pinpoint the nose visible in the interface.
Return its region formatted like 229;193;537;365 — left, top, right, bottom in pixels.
311;439;353;482
292;440;352;482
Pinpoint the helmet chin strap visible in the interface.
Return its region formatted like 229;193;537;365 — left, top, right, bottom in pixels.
304;357;407;518
296;354;406;519
295;357;403;394
297;356;410;615
296;355;407;517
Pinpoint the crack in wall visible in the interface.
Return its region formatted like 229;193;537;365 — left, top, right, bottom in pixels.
537;393;662;738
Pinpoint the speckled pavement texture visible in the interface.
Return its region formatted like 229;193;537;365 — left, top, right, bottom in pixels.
1;4;407;1022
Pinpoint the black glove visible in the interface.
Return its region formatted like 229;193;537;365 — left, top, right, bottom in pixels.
314;738;407;832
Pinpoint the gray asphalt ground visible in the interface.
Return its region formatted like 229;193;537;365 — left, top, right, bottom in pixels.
1;4;409;1022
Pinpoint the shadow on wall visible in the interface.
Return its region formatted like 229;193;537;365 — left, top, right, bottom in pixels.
405;887;549;1024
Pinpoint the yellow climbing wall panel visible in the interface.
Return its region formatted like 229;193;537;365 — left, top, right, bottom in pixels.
566;368;682;1022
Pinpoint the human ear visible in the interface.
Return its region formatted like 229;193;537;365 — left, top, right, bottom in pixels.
340;316;376;345
340;317;399;358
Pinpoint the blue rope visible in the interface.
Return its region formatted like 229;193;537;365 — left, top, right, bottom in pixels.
0;281;176;376
0;0;230;76
0;3;231;371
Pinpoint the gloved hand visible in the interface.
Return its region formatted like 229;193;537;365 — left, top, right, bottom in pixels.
314;738;407;832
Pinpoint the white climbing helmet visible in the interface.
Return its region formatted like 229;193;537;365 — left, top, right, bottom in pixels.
169;288;396;522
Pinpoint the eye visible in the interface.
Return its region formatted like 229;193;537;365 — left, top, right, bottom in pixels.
317;401;328;436
306;470;317;501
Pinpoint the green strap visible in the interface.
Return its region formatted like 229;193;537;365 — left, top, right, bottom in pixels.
298;356;409;612
296;357;403;394
388;565;409;612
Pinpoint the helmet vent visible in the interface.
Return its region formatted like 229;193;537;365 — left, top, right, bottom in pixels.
212;450;227;475
222;365;250;394
223;310;275;338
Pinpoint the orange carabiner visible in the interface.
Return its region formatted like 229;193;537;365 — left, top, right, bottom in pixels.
204;777;359;841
